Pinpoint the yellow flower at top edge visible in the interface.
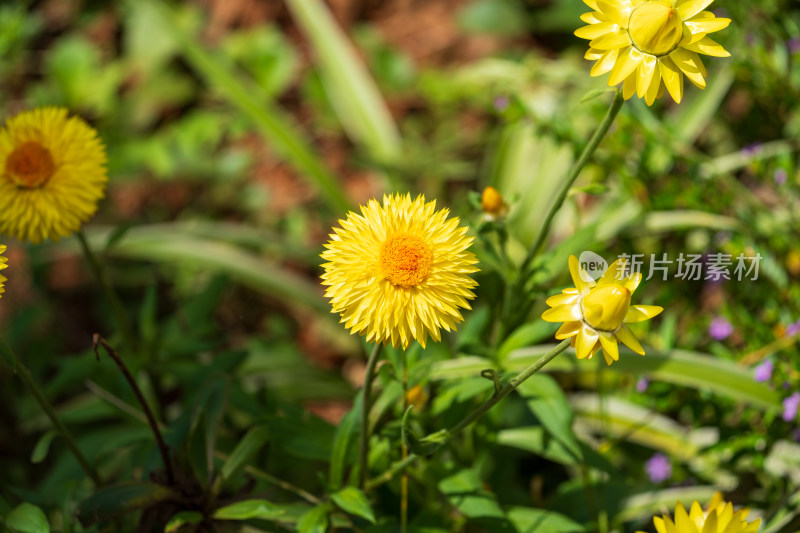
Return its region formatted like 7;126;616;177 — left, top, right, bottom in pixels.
0;245;7;298
575;0;731;105
638;492;761;533
542;255;662;365
0;107;108;244
321;193;479;350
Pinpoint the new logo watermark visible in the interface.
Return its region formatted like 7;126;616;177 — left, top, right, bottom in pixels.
578;251;608;281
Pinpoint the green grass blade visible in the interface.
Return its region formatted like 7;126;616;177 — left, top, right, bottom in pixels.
285;0;401;165
140;0;349;212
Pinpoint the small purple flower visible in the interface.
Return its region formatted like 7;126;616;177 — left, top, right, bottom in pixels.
645;453;672;483
786;319;800;337
493;96;509;112
774;168;788;185
789;37;800;54
783;392;800;422
753;360;773;382
636;377;649;393
709;317;734;341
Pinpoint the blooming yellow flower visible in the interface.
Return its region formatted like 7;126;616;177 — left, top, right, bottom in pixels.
321;193;479;349
542;255;662;365
0;245;7;298
0;107;108;243
640;492;761;533
575;0;731;105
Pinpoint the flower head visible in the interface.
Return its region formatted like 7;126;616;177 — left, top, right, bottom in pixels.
0;245;7;298
645;453;672;483
783;392;800;422
753;359;773;383
641;492;760;533
480;186;508;219
321;193;479;349
575;0;732;105
709;316;734;340
0;107;108;243
542;255;662;365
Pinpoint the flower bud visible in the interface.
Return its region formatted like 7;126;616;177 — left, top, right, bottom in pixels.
481;186;507;217
628;1;684;56
581;285;631;331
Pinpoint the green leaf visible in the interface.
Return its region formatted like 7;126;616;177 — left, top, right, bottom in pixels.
212;499;286;521
30;430;57;464
496;426;578;466
330;487;376;524
517;375;583;461
76;482;178;526
217;425;270;488
438;469;504;519
6;503;50;533
164;511;203;533
297;504;330;533
285;0;401;167
142;0;349;212
329;395;360;489
401;406;446;457
506;506;586;532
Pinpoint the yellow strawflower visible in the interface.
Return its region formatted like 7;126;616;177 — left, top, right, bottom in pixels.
321;193;479;349
640;492;761;533
575;0;731;105
0;107;108;243
542;255;662;365
0;245;7;298
481;186;507;219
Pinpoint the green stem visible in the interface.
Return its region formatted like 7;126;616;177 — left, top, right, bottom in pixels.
359;343;383;489
518;91;625;279
76;230;137;352
366;340;570;490
0;340;102;486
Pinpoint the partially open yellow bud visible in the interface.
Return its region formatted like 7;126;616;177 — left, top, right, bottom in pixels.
581;284;631;331
481;186;507;217
628;1;684;56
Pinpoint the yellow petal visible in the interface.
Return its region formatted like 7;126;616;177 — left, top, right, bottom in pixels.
542;304;582;323
743;519;762;533
600;258;627;285
546;293;580;307
685;16;731;35
609;46;644;86
569;255;594;291
636;54;658;98
674;503;697;533
586;47;604;60
701;510;718;533
615;325;645;355
670;48;706;89
576;326;600;360
583;0;599;10
625;305;664;323
622;73;637;99
684;36;731;57
676;0;715;20
596;0;630;27
591;49;622;77
580;12;602;24
659;56;684;103
689;501;704;523
556;321;581;339
654;516;668;533
598;332;620;365
575;21;618;40
590;30;632;51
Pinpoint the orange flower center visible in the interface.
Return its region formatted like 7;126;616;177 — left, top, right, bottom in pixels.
6;141;55;188
380;234;433;287
581;284;631;331
628;1;684;56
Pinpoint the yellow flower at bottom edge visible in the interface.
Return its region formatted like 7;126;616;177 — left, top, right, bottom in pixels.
542;255;662;365
575;0;731;105
0;245;7;297
0;107;108;244
321;193;479;350
639;492;761;533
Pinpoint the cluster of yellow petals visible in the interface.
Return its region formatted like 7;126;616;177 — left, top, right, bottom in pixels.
542;255;662;365
641;492;761;533
0;107;108;243
575;0;731;105
321;194;479;350
0;245;7;298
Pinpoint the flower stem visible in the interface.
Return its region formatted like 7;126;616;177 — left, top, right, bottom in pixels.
0;339;102;486
359;342;383;489
366;340;570;490
76;230;137;352
93;335;175;485
518;91;624;279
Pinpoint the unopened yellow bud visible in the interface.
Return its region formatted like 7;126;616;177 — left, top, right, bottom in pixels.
581;285;631;331
405;384;428;408
628;1;684;56
481;186;507;217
